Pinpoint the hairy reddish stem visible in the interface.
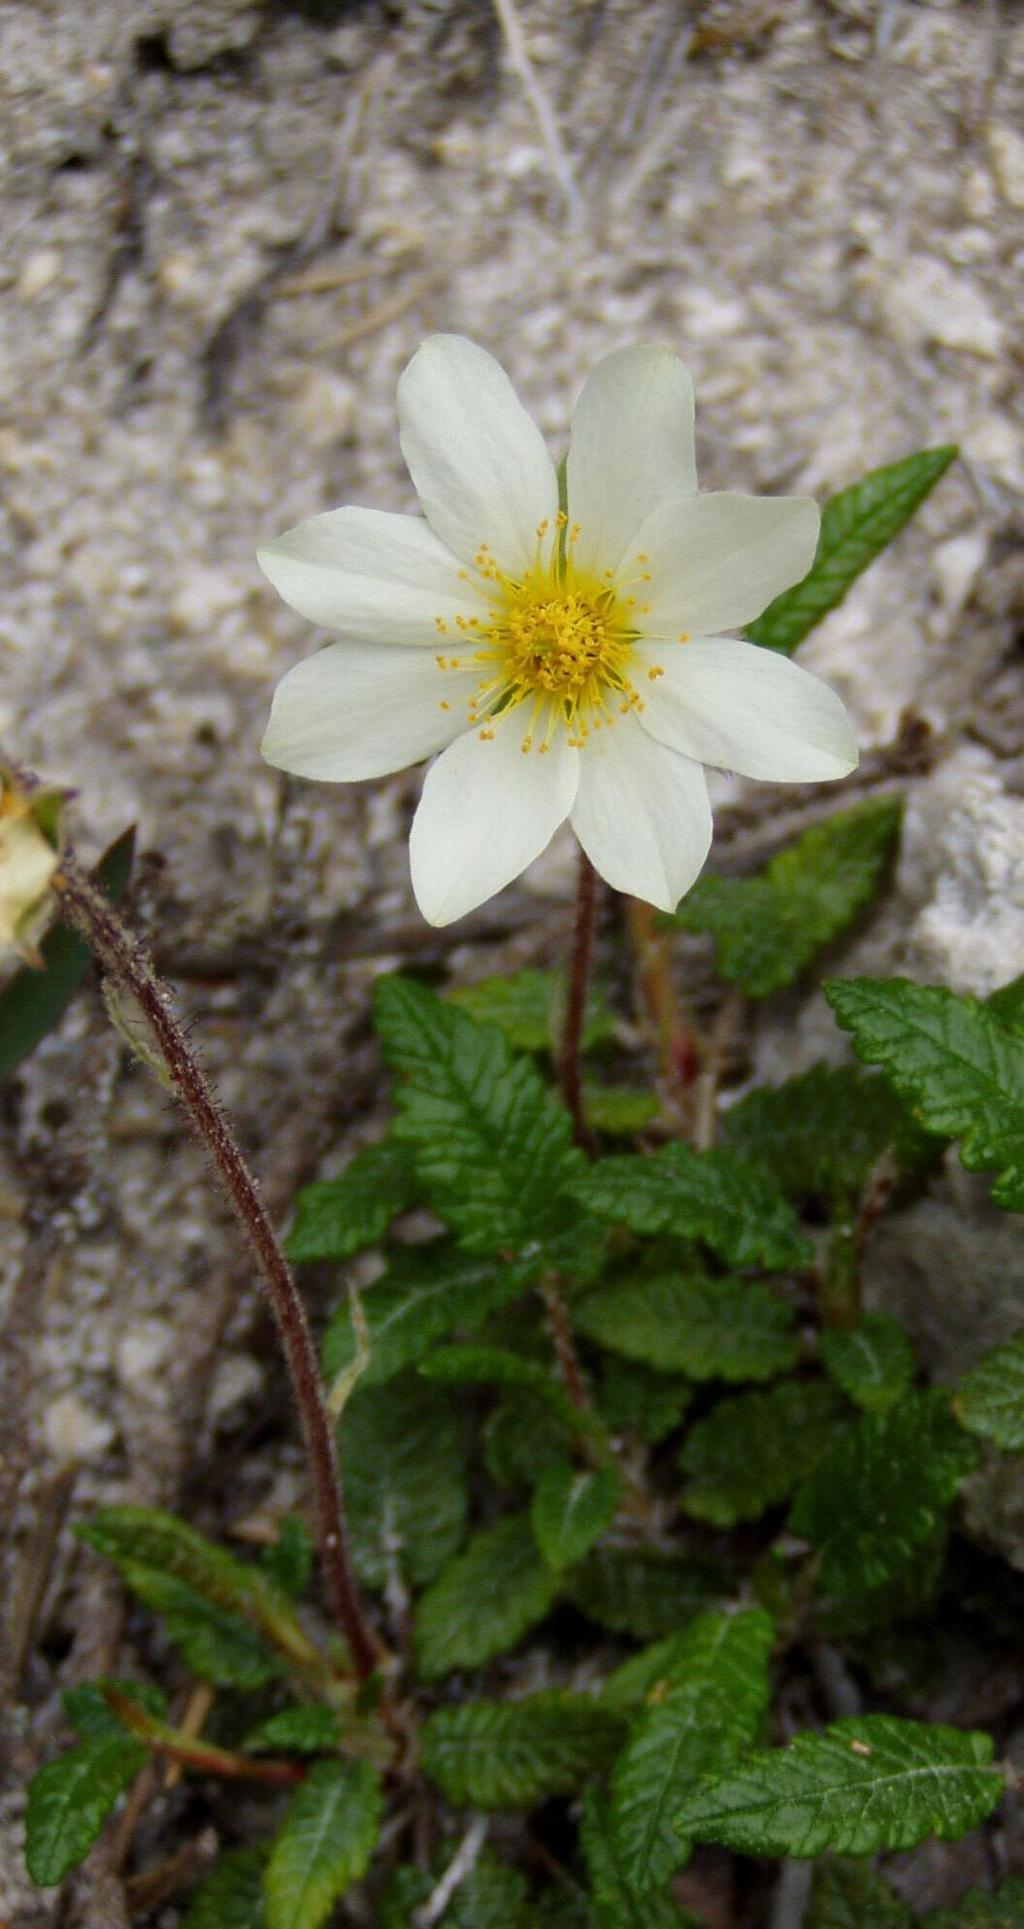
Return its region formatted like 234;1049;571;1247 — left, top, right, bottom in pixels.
55;858;382;1685
558;844;598;1156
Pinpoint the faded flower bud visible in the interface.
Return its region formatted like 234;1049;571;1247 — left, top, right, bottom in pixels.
0;769;63;965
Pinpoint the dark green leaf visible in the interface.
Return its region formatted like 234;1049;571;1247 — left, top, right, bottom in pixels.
63;1676;165;1741
926;1877;1024;1927
580;1786;695;1928
0;827;135;1083
679;1380;847;1527
382;1856;531;1929
807;1858;918;1928
415;1514;558;1680
448;968;615;1054
420;1344;603;1439
569;1143;811;1269
611;1609;774;1891
819;1313;915;1413
321;1243;531;1389
576;1270;800;1383
602;1632;710;1716
670;799;901;998
534;1891;599;1929
78;1507;297;1689
183;1845;269;1928
725;1062;931;1201
789;1391;976;1596
826;976;1024;1212
532;1462;621;1569
374;976;585;1255
341;1373;466;1591
483;1389;573;1489
987;974;1024;1034
421;1693;623;1807
565;1546;724;1640
260;1517;314;1600
956;1331;1024;1449
597;1358;692;1446
672;1714;1001;1857
285;1140;417;1263
264;1759;382;1929
746;446;958;654
244;1706;344;1754
25;1736;145;1884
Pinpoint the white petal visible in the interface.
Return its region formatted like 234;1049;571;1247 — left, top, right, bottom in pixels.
410;724;579;926
640;637;858;782
257;506;488;645
570;713;712;912
636;492;820;637
566;345;697;576
397;336;559;578
261;640;474;781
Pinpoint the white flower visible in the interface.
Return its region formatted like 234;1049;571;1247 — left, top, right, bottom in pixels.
259;337;857;926
0;772;61;963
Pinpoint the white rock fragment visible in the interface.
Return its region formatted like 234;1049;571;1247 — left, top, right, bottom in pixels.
15;249;60;301
902;751;1024;996
881;254;1003;358
208;1354;263;1421
988;124;1024;209
116;1318;174;1389
44;1392;115;1464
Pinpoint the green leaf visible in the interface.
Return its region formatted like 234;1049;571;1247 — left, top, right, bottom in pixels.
415;1514;558;1680
0;826;135;1083
374;976;585;1255
670;799;901;998
321;1242;531;1388
672;1714;1002;1857
826;976;1024;1212
611;1608;774;1891
806;1857;916;1928
576;1270;800;1383
260;1516;314;1600
956;1331;1024;1449
420;1344;604;1439
568;1143;811;1269
25;1736;146;1884
532;1462;621;1569
535;1891;599;1929
602;1632;710;1716
484;1388;574;1489
926;1878;1024;1926
63;1676;166;1741
421;1693;623;1807
244;1706;344;1754
264;1759;382;1929
183;1845;269;1928
789;1390;976;1596
341;1373;466;1590
565;1546;724;1640
77;1507;305;1688
381;1857;531;1929
448;968;615;1054
746;446;958;654
987;974;1024;1034
583;1083;660;1136
285;1140;417;1262
679;1380;847;1527
819;1313;916;1413
597;1358;692;1446
725;1062;931;1202
580;1786;694;1928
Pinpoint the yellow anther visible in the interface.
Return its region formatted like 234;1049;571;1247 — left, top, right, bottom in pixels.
478;728;495;741
648;666;664;681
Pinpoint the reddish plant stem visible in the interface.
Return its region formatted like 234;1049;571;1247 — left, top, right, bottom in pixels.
106;1689;306;1785
56;860;382;1685
539;1272;588;1412
557;844;598;1157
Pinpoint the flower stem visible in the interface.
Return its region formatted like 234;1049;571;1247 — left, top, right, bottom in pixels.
558;844;598;1156
539;1271;588;1412
624;898;700;1127
54;857;382;1685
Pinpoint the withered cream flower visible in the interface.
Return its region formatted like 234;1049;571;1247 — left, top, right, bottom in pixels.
259;338;856;925
0;773;61;964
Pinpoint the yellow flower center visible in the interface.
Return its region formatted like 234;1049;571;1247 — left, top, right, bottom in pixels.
434;515;662;753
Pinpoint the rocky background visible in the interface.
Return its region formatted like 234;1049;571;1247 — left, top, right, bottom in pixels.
1;1;1023;1921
